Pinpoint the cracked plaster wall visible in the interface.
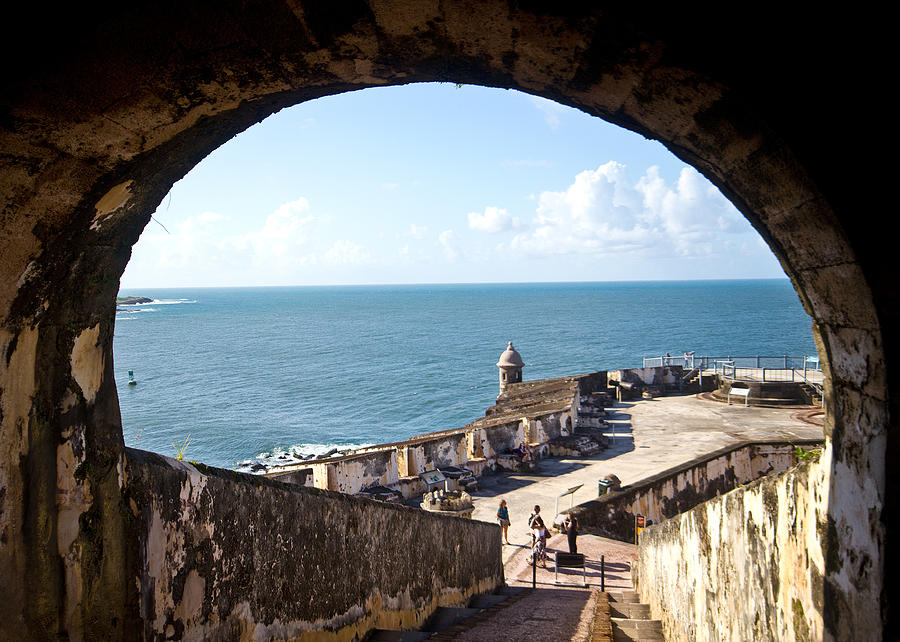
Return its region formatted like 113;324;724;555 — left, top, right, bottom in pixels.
269;406;572;498
572;440;822;545
125;449;502;641
635;455;829;641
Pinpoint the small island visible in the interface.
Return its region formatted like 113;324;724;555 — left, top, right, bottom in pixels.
116;296;153;305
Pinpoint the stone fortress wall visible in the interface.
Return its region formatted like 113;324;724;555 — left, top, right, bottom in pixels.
265;371;608;497
124;448;504;641
256;359;828;641
266;363;760;504
633;453;828;641
570;439;823;544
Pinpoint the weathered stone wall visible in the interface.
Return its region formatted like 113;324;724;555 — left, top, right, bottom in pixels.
125;448;503;641
571;440;822;543
527;411;569;444
271;466;314;487
418;432;468;470
576;372;608;396
479;420;524;457
607;366;683;392
324;448;400;495
265;386;583;499
267;405;572;498
634;453;828;641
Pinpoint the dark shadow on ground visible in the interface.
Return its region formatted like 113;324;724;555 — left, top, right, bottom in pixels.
449;587;593;639
598;403;636;456
473;458;598;498
471;475;543;498
593;438;635;458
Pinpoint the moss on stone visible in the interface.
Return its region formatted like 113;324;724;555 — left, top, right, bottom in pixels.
762;483;779;521
792;598;810;641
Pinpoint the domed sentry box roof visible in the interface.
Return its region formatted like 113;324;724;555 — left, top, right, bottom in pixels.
497;342;525;368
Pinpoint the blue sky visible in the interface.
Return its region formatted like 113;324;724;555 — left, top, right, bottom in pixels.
120;83;785;288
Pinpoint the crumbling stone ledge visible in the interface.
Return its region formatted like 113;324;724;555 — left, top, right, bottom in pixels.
569;438;823;543
124;448;503;640
633;455;828;640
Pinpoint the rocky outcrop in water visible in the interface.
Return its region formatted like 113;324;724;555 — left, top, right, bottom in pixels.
116;296;153;305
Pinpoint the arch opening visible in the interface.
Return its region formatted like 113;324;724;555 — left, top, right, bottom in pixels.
113;82;818;471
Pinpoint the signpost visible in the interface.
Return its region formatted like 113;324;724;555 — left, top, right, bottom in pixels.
727;387;751;407
635;514;646;544
555;484;584;525
418;469;448;493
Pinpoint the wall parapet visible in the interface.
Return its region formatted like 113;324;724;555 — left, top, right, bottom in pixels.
266;372;608;497
633;454;827;641
569;438;823;542
124;447;503;640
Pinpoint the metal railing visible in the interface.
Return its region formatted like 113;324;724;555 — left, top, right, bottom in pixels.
715;362;803;382
643;354;822;372
712;358;823;383
643;354;824;386
808;381;825;407
643;353;696;369
640;353;825;405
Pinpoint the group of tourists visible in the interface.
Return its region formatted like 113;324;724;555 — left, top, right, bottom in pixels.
496;500;579;567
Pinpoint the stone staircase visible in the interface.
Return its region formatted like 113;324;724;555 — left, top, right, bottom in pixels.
800;382;824;406
367;584;662;641
608;591;664;641
549;433;604;457
680;368;714;394
365;585;526;640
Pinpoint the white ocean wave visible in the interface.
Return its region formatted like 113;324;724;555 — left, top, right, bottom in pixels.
150;299;196;305
116;306;155;314
116;298;196;318
117;298;195;308
235;441;375;474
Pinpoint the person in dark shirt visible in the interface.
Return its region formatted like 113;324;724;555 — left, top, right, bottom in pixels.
514;441;532;461
563;514;579;554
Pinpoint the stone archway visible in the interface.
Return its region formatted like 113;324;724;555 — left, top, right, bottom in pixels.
0;3;891;639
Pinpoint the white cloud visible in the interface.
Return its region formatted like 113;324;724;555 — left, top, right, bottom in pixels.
507;162;757;259
405;224;429;239
250;198;315;260
122;197;374;286
467;206;522;233
439;229;458;260
323;240;371;266
121;162;779;287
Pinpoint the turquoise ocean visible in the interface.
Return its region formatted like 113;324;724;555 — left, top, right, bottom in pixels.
114;280;816;471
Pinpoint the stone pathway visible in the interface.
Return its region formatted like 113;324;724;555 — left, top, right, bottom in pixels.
433;533;635;641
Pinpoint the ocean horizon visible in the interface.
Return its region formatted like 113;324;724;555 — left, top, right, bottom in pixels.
114;279;816;471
